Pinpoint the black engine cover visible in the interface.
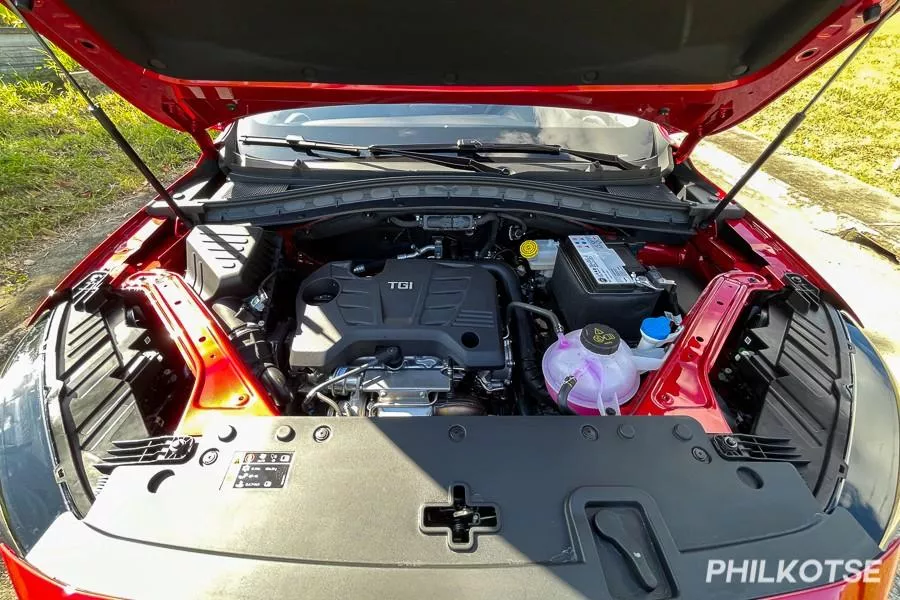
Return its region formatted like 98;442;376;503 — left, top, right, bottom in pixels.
290;260;503;370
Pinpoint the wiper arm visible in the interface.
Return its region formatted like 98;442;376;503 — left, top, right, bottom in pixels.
477;141;644;170
240;135;365;156
238;135;510;175
371;139;646;170
367;145;510;175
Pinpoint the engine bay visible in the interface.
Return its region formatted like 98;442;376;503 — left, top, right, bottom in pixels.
35;203;864;552
174;213;690;421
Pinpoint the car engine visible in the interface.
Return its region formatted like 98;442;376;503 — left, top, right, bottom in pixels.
290;259;510;416
290;260;505;370
182;213;681;418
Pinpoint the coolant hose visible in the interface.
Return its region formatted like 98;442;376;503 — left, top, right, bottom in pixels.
557;375;577;415
442;260;549;414
476;214;500;258
212;300;293;408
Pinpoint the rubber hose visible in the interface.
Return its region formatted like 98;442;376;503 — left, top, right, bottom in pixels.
212;300;293;408
497;212;528;233
556;375;577;415
478;218;499;258
441;260;548;414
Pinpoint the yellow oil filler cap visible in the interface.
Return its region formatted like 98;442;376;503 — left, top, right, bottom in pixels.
519;240;539;259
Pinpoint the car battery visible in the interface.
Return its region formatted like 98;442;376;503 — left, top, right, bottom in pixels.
549;235;663;341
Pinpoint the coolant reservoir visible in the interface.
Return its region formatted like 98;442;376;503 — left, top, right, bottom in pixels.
542;323;641;415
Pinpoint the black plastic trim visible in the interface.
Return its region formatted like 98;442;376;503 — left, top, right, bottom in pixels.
23;415;882;600
60;0;842;86
201;175;698;233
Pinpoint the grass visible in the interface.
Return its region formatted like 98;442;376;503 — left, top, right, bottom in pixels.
0;79;198;262
741;16;900;196
1;6;197;275
0;5;21;27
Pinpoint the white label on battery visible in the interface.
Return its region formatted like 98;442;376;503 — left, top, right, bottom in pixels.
568;235;633;285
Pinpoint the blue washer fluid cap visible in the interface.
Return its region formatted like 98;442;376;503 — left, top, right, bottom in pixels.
641;316;672;341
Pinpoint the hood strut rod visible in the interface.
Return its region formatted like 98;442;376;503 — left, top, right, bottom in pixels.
7;2;193;225
702;1;897;227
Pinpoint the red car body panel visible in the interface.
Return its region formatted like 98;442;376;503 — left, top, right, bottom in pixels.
5;540;899;600
3;1;899;598
122;270;279;435
8;0;896;158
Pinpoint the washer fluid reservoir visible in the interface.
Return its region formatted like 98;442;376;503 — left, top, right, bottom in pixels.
542;323;654;415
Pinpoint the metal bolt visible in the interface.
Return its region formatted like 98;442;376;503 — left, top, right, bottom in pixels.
313;426;331;443
659;393;674;406
723;436;739;449
237;394;248;403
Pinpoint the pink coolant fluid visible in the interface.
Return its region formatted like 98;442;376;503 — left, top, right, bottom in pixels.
541;323;641;415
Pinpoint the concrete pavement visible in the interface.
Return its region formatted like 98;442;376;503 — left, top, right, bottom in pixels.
695;129;900;377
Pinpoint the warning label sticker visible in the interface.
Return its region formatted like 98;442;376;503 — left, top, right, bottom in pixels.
222;451;293;490
568;235;632;285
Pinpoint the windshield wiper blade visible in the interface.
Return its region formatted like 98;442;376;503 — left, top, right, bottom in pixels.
241;135;364;156
370;140;646;170
238;135;510;175
367;145;510;175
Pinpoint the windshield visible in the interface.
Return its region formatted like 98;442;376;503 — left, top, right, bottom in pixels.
234;104;659;163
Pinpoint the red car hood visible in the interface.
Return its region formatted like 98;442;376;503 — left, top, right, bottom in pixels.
9;0;895;155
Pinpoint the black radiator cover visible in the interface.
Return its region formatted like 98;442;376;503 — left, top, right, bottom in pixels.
27;416;880;600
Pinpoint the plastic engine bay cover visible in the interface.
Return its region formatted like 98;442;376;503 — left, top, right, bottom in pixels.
290;260;503;370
